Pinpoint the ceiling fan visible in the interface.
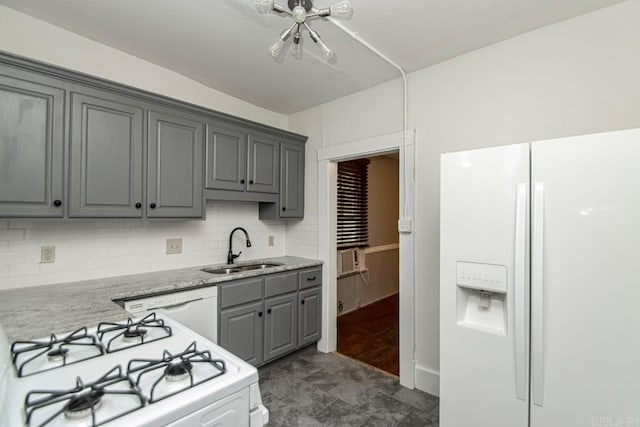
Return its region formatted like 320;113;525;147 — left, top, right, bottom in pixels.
254;0;352;60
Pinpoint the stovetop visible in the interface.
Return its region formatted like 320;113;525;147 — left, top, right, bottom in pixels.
1;314;259;427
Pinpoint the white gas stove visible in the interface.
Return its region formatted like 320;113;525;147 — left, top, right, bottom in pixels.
0;313;268;427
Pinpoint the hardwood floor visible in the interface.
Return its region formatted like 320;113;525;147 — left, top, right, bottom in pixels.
337;293;399;376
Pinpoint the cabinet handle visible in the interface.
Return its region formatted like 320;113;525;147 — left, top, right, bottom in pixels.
282;207;286;211
249;180;254;185
301;299;305;305
267;308;272;314
135;202;142;209
258;311;263;317
53;200;62;207
150;203;157;209
240;179;245;184
307;276;316;281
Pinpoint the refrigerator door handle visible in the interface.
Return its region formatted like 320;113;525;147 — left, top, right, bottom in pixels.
514;182;528;401
532;182;545;406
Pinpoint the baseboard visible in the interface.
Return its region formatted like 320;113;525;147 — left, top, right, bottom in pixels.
415;364;440;397
337;291;399;317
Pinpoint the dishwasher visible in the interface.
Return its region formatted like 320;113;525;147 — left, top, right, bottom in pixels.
123;286;218;343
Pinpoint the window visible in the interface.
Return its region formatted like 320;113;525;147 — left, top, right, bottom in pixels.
337;159;369;249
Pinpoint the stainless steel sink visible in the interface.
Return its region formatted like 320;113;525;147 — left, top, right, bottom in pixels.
201;262;282;275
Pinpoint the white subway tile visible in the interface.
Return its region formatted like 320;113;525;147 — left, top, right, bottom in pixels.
0;229;25;241
9;263;40;276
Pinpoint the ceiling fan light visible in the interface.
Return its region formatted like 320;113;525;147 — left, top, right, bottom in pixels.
329;0;351;16
269;39;285;58
317;40;333;60
254;0;274;13
291;32;303;59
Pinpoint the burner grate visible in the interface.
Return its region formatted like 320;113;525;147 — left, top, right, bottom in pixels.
24;365;145;427
10;327;104;377
127;341;227;403
97;312;172;353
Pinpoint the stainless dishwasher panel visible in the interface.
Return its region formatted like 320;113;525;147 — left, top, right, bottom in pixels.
123;286;218;343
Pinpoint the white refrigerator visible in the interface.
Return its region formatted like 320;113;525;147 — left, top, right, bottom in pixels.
440;128;640;427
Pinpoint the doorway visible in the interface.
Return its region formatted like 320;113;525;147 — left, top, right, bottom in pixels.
316;130;415;388
335;153;400;375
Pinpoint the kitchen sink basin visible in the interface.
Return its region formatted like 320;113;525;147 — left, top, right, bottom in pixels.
201;262;283;275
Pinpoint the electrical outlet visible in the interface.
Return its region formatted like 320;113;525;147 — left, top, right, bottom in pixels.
268;235;275;247
166;238;182;255
41;245;55;263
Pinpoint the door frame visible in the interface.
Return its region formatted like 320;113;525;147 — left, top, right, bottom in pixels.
317;130;416;388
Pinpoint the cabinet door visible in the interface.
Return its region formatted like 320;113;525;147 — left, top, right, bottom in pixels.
0;74;64;217
219;301;263;366
69;92;144;217
247;134;278;194
299;287;322;347
147;110;204;218
264;293;297;362
280;142;304;218
205;124;247;191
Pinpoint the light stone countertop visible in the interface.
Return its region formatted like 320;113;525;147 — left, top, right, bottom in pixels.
0;256;322;342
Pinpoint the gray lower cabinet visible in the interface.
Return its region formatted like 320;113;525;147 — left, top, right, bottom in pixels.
147;110;204;218
0;73;65;217
264;293;298;362
218;267;322;366
219;301;263;366
69;92;144;217
247;134;279;194
299;287;322;347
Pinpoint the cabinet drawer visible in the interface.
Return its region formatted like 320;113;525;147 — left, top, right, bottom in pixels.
219;277;263;309
264;272;298;298
299;267;322;290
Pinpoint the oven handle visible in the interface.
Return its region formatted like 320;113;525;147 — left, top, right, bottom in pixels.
147;297;203;312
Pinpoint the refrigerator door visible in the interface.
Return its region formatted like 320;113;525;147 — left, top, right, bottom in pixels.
440;143;530;427
530;128;640;426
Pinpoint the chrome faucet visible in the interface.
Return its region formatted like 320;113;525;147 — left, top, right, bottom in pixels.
228;227;252;264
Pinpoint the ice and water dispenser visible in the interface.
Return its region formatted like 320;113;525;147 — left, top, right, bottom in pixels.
456;261;508;335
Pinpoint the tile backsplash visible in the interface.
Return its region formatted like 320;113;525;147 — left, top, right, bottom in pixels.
0;201;287;290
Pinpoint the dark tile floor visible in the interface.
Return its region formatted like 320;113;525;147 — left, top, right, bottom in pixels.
258;346;439;426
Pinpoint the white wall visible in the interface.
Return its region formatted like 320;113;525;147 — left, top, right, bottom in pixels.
0;6;288;129
368;156;399;247
290;0;640;392
0;202;286;290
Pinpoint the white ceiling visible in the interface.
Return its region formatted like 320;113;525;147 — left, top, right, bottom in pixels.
0;0;625;114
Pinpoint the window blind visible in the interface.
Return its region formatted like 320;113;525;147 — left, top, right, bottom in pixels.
337;159;369;249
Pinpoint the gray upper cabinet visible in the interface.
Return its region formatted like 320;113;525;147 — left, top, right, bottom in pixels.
280;142;304;218
0;74;64;217
205;124;247;192
69;92;144;217
147;110;204;218
264;293;297;362
0;53;307;219
259;140;305;220
247;134;279;194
